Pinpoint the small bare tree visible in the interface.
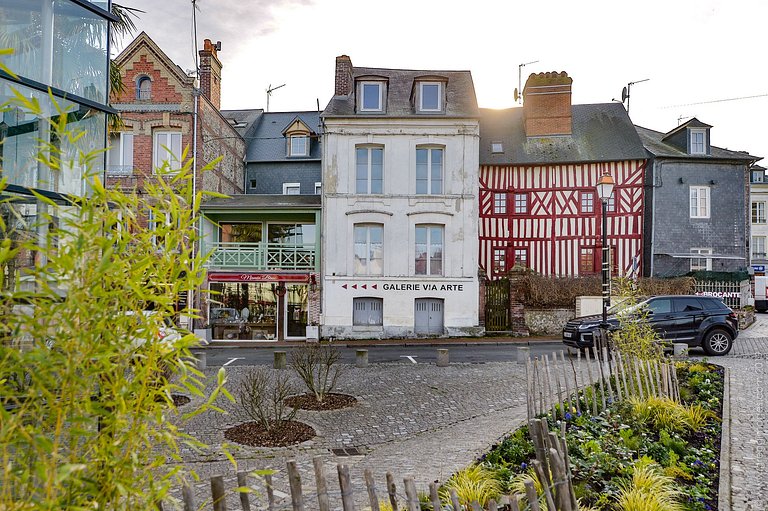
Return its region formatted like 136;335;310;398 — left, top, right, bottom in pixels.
236;367;297;431
290;344;343;404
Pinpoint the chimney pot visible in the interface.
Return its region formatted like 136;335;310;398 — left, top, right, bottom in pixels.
199;37;223;109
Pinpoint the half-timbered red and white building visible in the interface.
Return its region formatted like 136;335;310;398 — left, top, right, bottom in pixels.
479;72;649;278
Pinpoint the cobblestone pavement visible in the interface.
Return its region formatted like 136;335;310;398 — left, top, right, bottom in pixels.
169;356;536;509
715;319;768;511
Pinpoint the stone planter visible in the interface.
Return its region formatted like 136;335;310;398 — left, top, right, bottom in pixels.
306;325;319;341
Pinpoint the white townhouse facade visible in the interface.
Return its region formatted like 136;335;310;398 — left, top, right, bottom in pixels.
750;165;768;272
320;56;482;339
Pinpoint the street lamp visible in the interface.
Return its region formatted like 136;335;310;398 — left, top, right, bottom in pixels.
596;172;615;328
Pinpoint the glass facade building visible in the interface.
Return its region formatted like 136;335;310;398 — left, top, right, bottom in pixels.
1;0;114;288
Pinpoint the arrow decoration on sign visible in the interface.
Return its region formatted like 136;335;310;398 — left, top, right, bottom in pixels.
352;284;357;289
372;284;377;289
342;284;348;289
362;284;367;289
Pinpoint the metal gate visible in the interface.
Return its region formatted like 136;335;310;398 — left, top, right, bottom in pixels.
414;298;444;335
485;278;510;331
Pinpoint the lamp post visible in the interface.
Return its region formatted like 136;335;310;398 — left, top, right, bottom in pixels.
596;172;615;328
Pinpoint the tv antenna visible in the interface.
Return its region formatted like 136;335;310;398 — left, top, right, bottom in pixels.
266;83;286;112
619;78;649;114
514;60;539;104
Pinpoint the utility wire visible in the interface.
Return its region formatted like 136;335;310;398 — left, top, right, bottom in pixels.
661;92;768;109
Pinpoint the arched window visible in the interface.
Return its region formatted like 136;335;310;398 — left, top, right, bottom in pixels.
136;76;152;100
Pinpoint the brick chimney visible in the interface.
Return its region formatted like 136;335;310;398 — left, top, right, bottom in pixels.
334;55;353;96
199;39;222;109
522;71;573;137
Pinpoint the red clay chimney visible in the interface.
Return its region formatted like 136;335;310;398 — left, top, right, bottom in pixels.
199;39;222;109
523;71;573;137
334;55;353;96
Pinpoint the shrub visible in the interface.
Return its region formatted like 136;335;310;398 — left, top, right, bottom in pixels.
616;459;684;511
439;464;502;509
610;278;665;361
0;90;229;508
235;367;298;431
290;344;343;404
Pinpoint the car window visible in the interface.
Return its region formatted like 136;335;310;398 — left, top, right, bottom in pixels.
646;298;672;314
700;297;727;311
674;297;705;313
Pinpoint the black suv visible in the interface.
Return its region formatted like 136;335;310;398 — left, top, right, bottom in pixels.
562;295;738;356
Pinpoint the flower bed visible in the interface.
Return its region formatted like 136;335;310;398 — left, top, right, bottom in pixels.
451;362;724;510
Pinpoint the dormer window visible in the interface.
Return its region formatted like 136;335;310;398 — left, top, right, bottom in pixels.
419;82;442;111
360;81;384;112
690;128;707;155
289;135;308;156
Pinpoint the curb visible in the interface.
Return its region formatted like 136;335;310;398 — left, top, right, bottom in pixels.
205;337;560;349
718;366;731;511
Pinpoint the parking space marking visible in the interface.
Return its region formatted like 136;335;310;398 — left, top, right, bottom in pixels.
223;357;244;366
400;355;418;364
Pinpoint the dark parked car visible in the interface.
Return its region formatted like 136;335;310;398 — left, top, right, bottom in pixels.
562;295;738;356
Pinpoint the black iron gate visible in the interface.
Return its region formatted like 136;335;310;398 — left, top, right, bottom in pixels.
485;278;510;331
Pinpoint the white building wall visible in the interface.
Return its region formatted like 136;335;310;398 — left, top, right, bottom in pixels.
321;118;481;339
751;181;768;268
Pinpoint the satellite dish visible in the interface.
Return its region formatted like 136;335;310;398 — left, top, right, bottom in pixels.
621;86;629;103
514;88;519;103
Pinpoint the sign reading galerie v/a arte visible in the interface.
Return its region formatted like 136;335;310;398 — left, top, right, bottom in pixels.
340;282;465;292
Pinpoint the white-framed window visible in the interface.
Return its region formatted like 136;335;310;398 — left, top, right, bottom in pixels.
491;142;504;153
415;147;443;194
689;186;710;218
283;182;300;195
359;81;383;112
690;129;707;155
493;192;507;215
752;169;765;183
607;190;617;212
492;248;506;274
353;297;383;326
690;248;713;271
753;202;766;224
314;182;322;195
354;224;383;276
136;76;151;100
289;135;308;156
753;237;767;259
107;132;134;175
415;224;443;276
513;193;528;215
513;248;528;268
153;131;182;172
418;82;442;112
148;209;173;246
356;146;383;194
580;191;595;214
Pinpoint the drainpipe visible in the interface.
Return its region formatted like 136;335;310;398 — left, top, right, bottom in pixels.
188;81;200;329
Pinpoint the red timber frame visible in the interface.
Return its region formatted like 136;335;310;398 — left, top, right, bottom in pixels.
479;160;647;278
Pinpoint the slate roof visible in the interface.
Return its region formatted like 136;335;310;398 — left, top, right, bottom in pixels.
635;125;760;161
220;109;263;139
240;111;323;162
479;103;647;165
201;194;321;210
323;67;478;118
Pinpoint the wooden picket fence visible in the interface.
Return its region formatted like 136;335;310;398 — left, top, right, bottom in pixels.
525;331;681;424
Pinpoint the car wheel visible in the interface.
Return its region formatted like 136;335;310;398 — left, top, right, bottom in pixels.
702;328;733;356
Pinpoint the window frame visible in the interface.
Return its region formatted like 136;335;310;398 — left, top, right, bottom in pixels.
418;81;442;112
415;146;444;195
153;131;182;173
579;246;597;275
288;135;309;157
491;142;504;154
354;224;384;276
355;145;384;194
513;192;529;215
107;132;133;174
359;81;384;112
689;186;710;219
752;236;766;259
282;182;301;195
752;202;766;224
512;247;529;269
492;192;507;215
690;248;713;271
414;224;444;276
314;182;322;195
690;128;707;155
136;76;152;100
580;191;595;214
492;248;506;275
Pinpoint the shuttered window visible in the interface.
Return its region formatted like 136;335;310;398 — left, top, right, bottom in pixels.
353;297;383;326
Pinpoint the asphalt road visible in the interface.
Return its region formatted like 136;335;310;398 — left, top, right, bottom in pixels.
201;342;566;367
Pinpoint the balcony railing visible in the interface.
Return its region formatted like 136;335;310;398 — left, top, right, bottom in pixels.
205;242;316;270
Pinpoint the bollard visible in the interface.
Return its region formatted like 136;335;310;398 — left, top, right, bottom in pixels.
673;343;688;357
517;346;530;364
437;348;449;367
355;349;368;368
274;351;287;369
192;351;207;370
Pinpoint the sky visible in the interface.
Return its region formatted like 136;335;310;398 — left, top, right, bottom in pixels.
115;0;768;162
